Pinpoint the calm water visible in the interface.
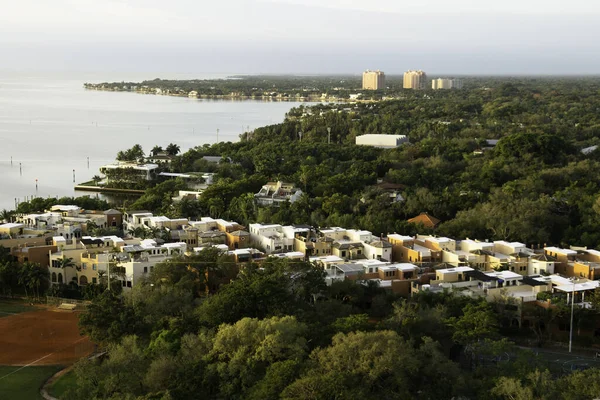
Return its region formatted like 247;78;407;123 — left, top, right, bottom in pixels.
0;71;305;211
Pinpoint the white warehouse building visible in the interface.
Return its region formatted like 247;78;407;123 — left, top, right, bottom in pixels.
355;134;408;148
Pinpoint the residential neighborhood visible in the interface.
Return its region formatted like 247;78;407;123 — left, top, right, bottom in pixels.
3;203;600;335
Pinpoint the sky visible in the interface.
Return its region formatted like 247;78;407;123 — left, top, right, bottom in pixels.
1;0;599;75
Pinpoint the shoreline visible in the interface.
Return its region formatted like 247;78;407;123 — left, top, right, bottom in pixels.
83;87;379;103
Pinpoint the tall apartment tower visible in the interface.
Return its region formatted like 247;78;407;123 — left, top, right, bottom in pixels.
362;70;386;90
432;78;463;90
403;70;427;90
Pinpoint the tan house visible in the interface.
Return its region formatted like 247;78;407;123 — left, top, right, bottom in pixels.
388;234;414;262
435;266;475;283
331;241;364;260
0;223;25;238
295;234;334;257
12;245;57;267
226;230;251;250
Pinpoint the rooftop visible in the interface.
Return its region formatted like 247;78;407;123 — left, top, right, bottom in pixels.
336;264;365;273
50;205;80;212
387;234;414;242
555;281;600;293
484;270;522;280
408;212;441;228
545;246;577;255
437;266;474;274
494;240;526;248
0;223;24;229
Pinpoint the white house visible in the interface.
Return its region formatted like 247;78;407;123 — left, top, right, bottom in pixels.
363;239;392;261
118;240;186;289
100;162;159;182
249;223;294;254
254;181;303;207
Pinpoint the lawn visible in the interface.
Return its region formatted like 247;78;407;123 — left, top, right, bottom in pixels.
0;365;62;400
0;300;36;317
49;369;77;398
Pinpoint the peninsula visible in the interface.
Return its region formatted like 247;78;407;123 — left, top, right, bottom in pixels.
84;74;407;102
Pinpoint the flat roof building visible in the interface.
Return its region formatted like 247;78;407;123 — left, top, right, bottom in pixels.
355;134;408;148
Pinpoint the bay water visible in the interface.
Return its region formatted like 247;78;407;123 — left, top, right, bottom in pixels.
0;71;304;211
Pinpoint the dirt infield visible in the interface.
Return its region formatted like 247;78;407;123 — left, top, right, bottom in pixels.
0;309;94;366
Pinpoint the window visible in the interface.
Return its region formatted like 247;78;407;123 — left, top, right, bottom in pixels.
92;277;97;284
92;265;97;271
341;251;346;257
82;263;87;270
122;281;127;287
51;272;57;282
127;281;132;288
144;267;148;274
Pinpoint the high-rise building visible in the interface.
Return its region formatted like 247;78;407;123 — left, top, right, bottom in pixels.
432;78;463;90
403;70;427;90
362;70;386;90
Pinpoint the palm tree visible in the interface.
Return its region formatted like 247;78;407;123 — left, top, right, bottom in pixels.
58;256;77;271
27;263;49;301
92;175;102;186
17;264;30;299
151;145;163;156
166;143;181;156
0;209;13;223
87;220;99;236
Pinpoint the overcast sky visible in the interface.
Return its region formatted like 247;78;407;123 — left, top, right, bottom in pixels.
1;0;599;75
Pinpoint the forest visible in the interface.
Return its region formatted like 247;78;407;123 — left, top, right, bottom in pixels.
119;77;600;249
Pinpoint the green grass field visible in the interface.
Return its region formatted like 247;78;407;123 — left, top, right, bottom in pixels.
48;369;77;399
0;300;36;317
0;365;62;400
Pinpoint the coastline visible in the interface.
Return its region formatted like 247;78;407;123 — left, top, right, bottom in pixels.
83;86;378;103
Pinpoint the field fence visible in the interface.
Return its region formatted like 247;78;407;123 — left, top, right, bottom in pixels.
45;296;90;308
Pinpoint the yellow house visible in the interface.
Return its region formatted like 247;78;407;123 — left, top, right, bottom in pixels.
566;261;600;280
331;241;363;260
544;247;577;274
226;230;251;250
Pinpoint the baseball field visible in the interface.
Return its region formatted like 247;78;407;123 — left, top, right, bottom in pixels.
0;301;94;399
